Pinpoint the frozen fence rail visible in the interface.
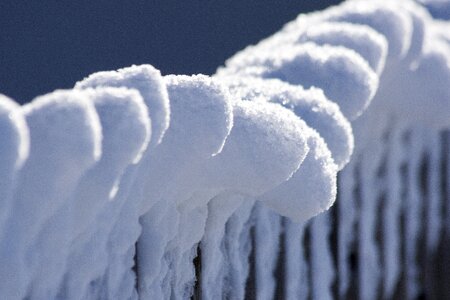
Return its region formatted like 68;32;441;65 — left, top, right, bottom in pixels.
0;0;449;299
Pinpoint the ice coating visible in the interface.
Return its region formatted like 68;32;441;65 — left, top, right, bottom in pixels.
58;87;151;300
218;43;378;120
221;76;353;169
0;90;101;300
75;64;169;148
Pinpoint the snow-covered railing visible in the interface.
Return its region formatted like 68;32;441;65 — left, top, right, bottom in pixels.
0;0;449;299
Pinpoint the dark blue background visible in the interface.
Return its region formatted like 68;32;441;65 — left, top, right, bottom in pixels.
0;1;341;103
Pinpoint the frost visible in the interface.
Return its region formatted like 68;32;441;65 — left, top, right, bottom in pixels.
0;0;449;299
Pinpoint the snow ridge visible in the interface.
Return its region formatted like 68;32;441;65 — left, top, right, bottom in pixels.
0;0;449;299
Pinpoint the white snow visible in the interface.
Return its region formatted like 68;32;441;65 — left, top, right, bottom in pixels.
0;0;449;299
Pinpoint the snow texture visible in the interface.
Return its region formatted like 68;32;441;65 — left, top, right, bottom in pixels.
217;43;379;121
0;0;449;299
220;76;353;169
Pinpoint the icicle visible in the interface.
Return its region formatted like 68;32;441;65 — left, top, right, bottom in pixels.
200;193;245;300
254;203;282;300
223;200;256;300
382;129;404;298
358;142;384;300
167;193;210;300
446;131;450;243
425;132;442;253
404;128;425;299
310;211;334;300
337;158;358;297
284;219;308;300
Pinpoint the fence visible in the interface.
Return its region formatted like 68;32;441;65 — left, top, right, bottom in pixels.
0;0;449;299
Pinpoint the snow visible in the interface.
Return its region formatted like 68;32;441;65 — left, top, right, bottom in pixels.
220;76;353;169
75;64;169;148
0;90;102;299
325;1;414;60
0;95;29;233
0;0;449;299
60;87;151;300
136;75;234;299
297;22;388;74
218;42;378;120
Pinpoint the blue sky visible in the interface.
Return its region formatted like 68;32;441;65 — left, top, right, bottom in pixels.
0;0;341;103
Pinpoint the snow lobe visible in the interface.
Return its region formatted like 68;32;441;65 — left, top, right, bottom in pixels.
74;65;168;300
231;99;337;300
0;0;448;299
0;90;101;300
324;1;414;60
149;97;310;299
59;87;151;300
296;22;388;74
218;43;378;121
221;76;353;170
260;129;337;223
199;101;310;300
218;77;339;222
136;74;233;300
75;64;169;148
